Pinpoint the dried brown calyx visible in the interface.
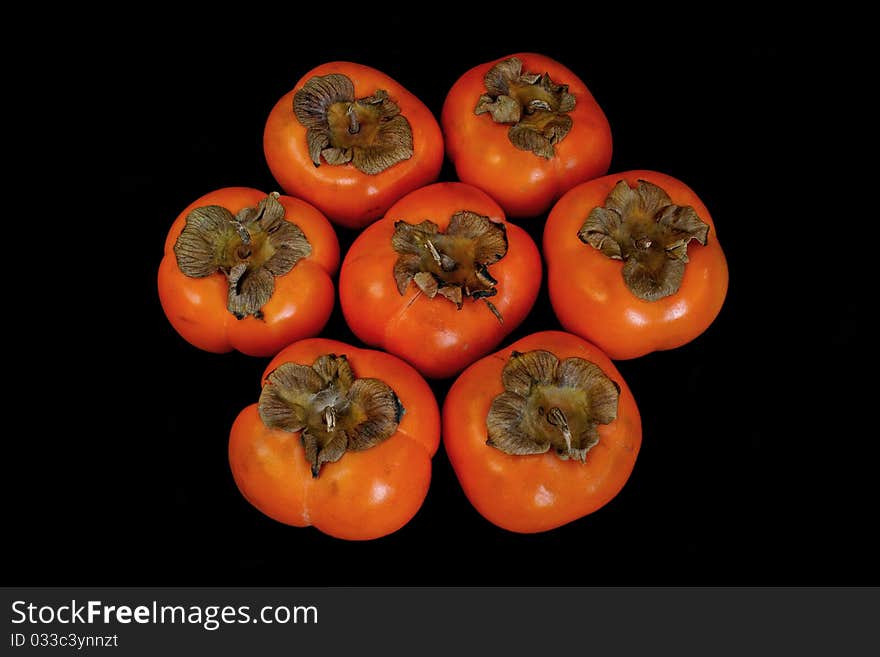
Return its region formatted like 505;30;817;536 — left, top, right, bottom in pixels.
475;57;576;159
487;350;619;462
392;210;508;322
578;180;710;301
293;73;413;175
259;354;404;477
174;193;312;319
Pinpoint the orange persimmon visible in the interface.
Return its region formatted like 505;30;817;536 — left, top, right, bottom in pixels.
339;182;541;379
544;170;728;359
443;331;641;533
442;53;612;218
158;187;339;357
228;338;440;540
264;61;444;229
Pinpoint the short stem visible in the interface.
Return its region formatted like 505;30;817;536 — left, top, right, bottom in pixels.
234;223;251;244
323;406;337;431
425;240;442;267
546;407;571;452
347;106;360;134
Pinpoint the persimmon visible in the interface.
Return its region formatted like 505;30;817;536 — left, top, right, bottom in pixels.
229;338;440;540
443;331;641;533
264;62;444;229
339;182;541;379
544;170;728;359
442;53;612;218
158;187;339;357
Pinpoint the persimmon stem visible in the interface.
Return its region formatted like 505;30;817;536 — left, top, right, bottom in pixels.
347;106;360;134
546;407;572;452
425;240;443;267
235;223;251;244
323;406;337;431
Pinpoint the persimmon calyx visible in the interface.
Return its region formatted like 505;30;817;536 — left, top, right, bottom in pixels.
258;354;405;477
173;193;312;319
391;211;508;323
578;179;710;301
474;57;576;159
293;73;413;175
486;350;619;463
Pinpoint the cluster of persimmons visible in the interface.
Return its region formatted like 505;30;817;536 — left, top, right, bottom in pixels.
159;54;728;539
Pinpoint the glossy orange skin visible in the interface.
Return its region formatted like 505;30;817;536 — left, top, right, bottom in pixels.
264;62;444;229
339;182;542;379
442;53;612;219
158;187;339;357
443;331;641;533
544;171;729;360
229;339;441;540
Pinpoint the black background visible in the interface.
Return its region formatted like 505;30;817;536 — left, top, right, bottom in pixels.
13;16;870;585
